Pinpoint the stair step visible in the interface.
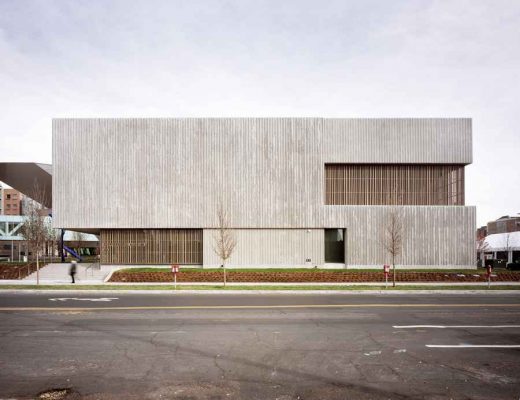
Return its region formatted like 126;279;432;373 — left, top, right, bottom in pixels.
24;263;111;283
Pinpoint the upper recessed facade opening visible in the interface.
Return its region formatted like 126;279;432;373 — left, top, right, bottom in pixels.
325;164;465;206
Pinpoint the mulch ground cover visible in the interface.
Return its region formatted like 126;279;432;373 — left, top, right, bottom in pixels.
0;263;40;280
109;270;520;283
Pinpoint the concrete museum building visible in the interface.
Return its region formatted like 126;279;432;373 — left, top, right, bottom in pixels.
52;118;475;269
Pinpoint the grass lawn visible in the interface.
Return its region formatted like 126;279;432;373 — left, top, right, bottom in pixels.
1;284;519;291
118;267;332;273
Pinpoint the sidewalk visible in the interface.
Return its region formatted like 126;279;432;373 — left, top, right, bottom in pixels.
1;280;520;286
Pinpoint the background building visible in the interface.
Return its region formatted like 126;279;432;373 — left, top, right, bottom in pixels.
487;215;520;235
0;213;99;262
0;172;99;262
53;118;476;269
477;214;520;266
0;215;26;261
1;187;23;216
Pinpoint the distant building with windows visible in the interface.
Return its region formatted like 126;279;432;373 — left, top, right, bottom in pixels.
1;186;23;216
487;215;520;235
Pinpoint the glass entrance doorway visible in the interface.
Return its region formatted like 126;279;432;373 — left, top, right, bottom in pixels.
325;229;345;263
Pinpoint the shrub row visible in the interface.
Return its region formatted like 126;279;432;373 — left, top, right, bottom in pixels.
0;263;40;280
109;270;520;283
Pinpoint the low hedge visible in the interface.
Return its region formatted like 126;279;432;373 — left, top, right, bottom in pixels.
0;263;42;280
109;270;520;283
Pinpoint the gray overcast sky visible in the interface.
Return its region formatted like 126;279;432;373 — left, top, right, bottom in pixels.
0;0;518;226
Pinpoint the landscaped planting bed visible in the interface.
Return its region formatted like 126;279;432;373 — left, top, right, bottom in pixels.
0;263;42;279
109;269;520;283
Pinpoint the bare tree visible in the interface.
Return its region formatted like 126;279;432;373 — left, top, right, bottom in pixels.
212;203;237;286
19;182;49;284
382;208;404;287
72;231;85;256
45;219;59;262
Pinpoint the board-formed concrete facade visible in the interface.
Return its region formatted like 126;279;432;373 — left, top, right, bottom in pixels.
53;118;475;268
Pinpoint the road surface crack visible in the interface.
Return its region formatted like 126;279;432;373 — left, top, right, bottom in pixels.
213;353;226;380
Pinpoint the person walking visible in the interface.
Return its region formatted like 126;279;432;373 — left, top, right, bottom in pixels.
70;260;77;284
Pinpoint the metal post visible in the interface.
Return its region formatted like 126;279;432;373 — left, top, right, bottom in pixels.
60;229;65;263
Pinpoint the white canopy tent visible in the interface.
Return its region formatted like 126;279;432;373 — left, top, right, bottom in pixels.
483;231;520;251
481;231;520;264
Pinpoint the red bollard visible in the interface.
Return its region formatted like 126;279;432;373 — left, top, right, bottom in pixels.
383;264;390;288
171;264;180;290
486;264;493;289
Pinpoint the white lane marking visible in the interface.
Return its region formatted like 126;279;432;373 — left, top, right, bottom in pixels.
426;344;520;348
393;349;407;353
393;325;520;329
364;350;382;356
49;298;119;302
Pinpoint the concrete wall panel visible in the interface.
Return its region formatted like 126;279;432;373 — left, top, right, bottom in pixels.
53;118;324;229
201;207;475;268
323;118;472;164
203;229;324;267
53;118;472;230
324;205;476;267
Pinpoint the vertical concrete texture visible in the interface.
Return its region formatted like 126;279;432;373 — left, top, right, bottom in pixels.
53;118;475;267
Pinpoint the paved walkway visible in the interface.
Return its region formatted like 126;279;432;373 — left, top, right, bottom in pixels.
20;262;114;284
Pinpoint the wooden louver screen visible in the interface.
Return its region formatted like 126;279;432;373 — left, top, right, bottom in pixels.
325;164;465;206
101;229;203;265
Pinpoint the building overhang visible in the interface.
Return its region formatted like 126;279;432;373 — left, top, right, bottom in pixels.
0;162;52;208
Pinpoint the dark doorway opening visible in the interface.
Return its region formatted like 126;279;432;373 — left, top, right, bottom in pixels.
325;229;345;263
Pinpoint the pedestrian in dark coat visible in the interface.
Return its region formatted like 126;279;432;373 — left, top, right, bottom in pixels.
70;260;77;283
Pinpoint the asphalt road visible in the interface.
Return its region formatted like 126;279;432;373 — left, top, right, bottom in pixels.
0;292;519;399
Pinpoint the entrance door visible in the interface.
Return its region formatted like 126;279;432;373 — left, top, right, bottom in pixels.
325;229;345;264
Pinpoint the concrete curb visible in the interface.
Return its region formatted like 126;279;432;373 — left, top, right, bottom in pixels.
1;289;520;295
103;268;116;283
3;281;520;286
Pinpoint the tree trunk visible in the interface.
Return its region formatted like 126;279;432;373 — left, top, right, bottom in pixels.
36;252;40;285
223;263;227;287
392;257;396;288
